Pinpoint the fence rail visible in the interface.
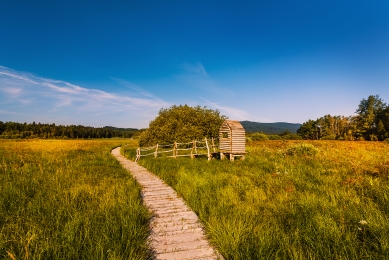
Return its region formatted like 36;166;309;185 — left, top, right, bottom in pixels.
135;137;218;162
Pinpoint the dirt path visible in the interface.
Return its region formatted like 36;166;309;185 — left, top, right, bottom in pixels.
111;147;222;260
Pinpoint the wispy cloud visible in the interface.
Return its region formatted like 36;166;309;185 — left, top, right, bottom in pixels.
202;98;271;122
181;62;209;76
112;77;166;103
2;87;22;96
176;62;235;97
0;66;169;127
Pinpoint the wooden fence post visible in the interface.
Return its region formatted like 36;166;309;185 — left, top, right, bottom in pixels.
173;141;177;158
135;147;140;162
154;144;158;158
212;137;216;152
191;140;195;159
205;138;211;161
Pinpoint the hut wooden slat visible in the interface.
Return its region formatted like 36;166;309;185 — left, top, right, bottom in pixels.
219;120;246;160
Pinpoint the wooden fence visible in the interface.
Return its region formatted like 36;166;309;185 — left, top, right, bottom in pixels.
135;138;218;162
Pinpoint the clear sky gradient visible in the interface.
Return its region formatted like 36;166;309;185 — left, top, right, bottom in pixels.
1;1;388;128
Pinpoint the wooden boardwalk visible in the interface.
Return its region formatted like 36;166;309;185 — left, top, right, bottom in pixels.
111;147;222;260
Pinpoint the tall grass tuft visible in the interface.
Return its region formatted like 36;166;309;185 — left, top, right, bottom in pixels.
125;140;389;259
0;139;151;260
285;143;319;156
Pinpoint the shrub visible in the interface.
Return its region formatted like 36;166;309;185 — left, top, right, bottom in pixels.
286;143;319;156
282;134;303;140
370;134;379;141
384;138;389;144
267;134;282;140
321;134;336;140
250;132;269;141
139;105;226;146
245;137;253;143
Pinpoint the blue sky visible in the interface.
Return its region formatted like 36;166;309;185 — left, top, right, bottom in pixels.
1;0;388;128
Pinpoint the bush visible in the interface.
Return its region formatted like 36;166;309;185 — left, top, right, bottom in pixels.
286;143;319;156
370;134;379;141
282;134;303;140
139;105;226;146
321;134;336;140
246;137;253;143
267;134;282;140
384;138;389;144
250;132;269;141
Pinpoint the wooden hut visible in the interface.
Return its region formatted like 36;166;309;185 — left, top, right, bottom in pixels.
219;120;246;161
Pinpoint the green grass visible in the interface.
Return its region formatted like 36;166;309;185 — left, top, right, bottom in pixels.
0;139;151;260
124;140;389;259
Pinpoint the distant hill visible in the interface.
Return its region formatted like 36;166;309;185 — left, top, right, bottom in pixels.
240;121;301;134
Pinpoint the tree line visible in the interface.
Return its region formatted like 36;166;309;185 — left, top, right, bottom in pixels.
297;95;389;141
0;121;138;139
3;95;387;141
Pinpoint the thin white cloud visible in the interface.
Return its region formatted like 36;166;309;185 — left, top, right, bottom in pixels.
177;62;235;97
0;109;19;115
202;98;272;122
0;67;39;85
181;62;209;76
2;87;22;96
111;77;166;103
0;66;170;127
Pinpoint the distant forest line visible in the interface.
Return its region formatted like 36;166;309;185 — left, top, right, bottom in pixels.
0;121;139;139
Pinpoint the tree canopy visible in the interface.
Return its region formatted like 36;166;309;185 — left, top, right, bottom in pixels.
138;105;227;146
297;95;389;141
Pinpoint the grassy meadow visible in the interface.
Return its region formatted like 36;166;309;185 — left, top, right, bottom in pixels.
0;139;151;260
124;140;389;259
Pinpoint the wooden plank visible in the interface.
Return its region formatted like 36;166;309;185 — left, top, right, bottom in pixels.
223;120;245;131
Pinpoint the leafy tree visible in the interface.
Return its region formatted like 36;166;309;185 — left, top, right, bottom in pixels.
0;121;5;134
139;105;227;146
355;95;386;140
297;119;318;139
376;106;389;140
